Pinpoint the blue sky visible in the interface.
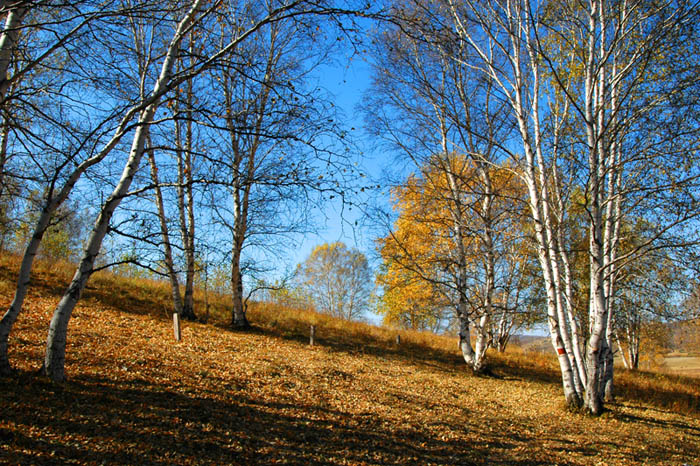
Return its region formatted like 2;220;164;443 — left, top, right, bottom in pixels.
277;49;393;324
285;51;386;267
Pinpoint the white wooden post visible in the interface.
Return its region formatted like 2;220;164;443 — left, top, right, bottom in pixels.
173;313;181;341
310;325;315;346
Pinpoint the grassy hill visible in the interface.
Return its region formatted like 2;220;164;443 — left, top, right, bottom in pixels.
1;255;699;465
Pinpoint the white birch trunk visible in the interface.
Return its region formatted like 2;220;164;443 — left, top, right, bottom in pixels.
230;246;248;328
601;28;624;403
582;0;611;416
0;204;52;374
616;336;629;369
0;118;135;374
223;72;250;329
0;116;10;249
175;107;197;320
448;0;586;406
222;24;279;328
5;0;304;377
0;4;26;101
42;0;204;381
457;305;477;370
0;1;208;376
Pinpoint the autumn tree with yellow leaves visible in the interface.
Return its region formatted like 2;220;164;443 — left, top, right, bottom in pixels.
298;242;372;321
377;155;542;370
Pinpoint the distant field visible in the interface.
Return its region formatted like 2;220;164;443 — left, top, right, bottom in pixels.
663;356;700;378
518;338;700;379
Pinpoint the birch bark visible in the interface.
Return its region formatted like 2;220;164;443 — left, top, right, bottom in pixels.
38;0;325;379
0;3;26;102
0;1;189;375
219;21;280;328
0;95;148;374
42;0;205;381
446;0;587;406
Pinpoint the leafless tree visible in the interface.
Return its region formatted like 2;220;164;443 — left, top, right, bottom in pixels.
40;0;381;381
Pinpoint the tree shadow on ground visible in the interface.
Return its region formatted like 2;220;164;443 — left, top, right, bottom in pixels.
0;369;585;466
219;320;563;388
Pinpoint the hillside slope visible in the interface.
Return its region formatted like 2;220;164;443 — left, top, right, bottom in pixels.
0;257;699;465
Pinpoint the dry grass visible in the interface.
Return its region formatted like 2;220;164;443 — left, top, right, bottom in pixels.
1;254;699;465
662;355;700;378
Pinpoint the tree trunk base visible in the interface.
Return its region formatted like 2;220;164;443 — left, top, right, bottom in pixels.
40;360;66;383
231;315;250;329
563;393;584;413
604;383;615;402
471;365;496;377
180;307;197;322
578;395;606;416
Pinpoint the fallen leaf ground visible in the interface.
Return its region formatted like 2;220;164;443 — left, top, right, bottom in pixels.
1;258;699;465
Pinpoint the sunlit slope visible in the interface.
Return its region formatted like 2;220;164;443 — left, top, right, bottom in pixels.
0;255;699;465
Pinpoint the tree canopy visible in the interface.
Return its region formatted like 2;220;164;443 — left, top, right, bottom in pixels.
297;242;372;321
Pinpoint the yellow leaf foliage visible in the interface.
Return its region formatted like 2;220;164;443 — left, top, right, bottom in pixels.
377;154;530;330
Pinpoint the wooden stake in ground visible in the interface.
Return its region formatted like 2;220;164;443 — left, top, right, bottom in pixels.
173;313;181;341
309;325;315;346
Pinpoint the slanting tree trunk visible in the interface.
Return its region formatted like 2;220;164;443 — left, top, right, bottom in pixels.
147;142;184;316
0;108;140;374
622;311;641;370
0;108;151;375
43;108;157;381
0;6;30;372
42;0;204;381
0;205;52;375
5;0;299;376
1;5;203;375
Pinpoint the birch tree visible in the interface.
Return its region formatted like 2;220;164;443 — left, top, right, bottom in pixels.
39;0;379;381
366;13;528;372
203;8;357;328
146;139;186;316
141;28;202;322
436;0;700;412
171;29;200;321
42;0;209;380
376;156;537;371
613;232;686;371
0;0;135;376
